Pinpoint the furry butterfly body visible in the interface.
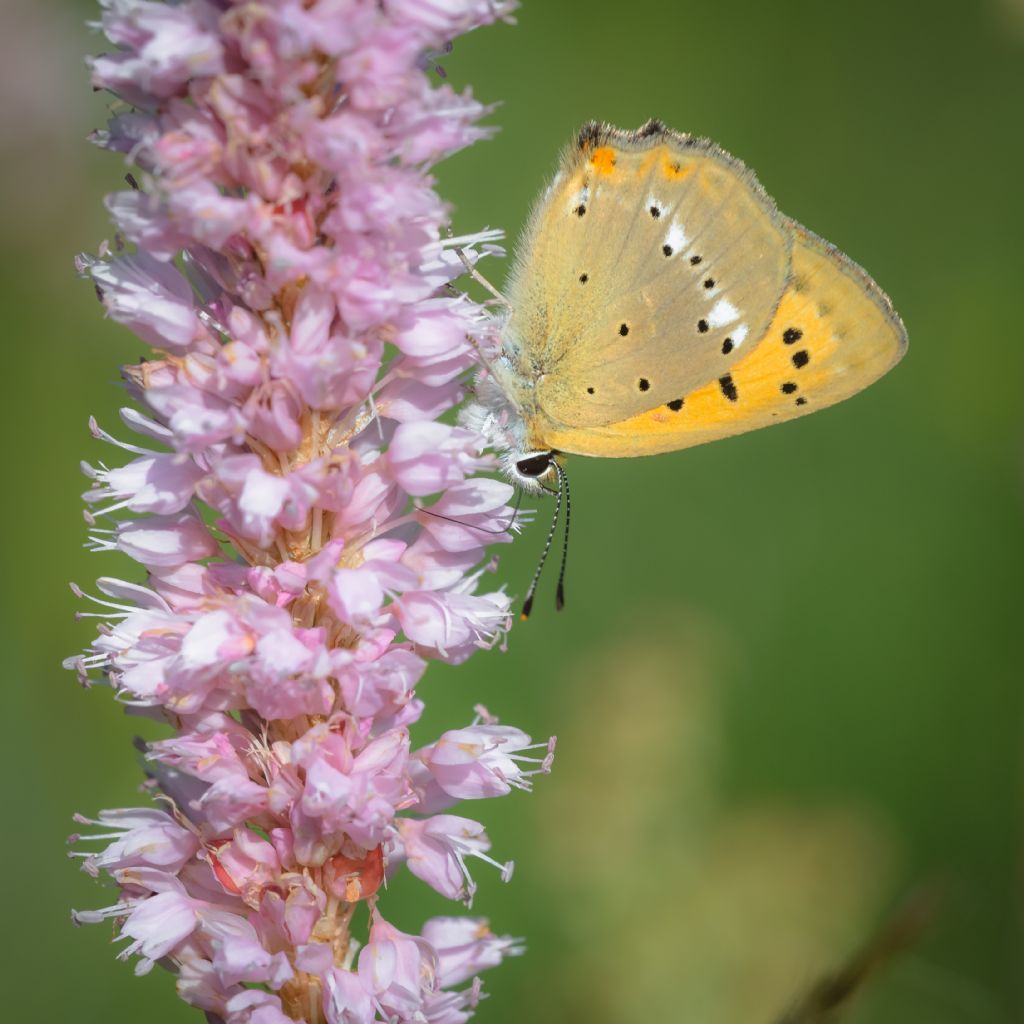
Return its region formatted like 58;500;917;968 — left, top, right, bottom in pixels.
462;120;907;493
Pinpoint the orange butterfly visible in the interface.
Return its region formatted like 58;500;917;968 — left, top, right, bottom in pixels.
460;120;907;613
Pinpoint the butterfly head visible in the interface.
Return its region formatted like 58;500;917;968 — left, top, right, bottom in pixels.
460;369;560;495
507;449;560;494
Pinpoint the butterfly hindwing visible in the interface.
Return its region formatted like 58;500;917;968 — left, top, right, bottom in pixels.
536;223;908;457
503;121;792;430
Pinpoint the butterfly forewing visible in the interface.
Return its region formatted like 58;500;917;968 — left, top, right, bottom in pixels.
503;122;792;430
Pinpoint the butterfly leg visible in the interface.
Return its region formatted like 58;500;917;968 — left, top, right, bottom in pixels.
453;245;508;305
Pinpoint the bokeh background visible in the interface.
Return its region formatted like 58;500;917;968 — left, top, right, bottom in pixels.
4;0;1022;1021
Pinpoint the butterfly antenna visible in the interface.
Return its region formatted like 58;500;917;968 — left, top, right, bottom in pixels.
519;473;563;621
553;461;570;611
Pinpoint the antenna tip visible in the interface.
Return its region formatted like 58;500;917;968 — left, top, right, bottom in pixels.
555;584;565;611
520;597;534;621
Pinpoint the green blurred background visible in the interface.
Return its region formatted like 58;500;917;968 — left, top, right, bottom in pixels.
4;0;1022;1021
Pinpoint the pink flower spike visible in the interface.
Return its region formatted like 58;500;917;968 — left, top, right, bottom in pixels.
70;2;550;1019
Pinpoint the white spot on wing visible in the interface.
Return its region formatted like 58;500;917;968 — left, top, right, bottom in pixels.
731;323;749;346
569;185;590;212
664;221;688;251
708;299;740;329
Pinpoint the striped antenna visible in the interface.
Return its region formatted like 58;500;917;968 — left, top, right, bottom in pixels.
520;463;569;620
553;461;571;611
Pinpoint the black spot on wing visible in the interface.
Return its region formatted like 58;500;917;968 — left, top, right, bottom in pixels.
667;398;684;412
792;350;810;369
719;375;738;402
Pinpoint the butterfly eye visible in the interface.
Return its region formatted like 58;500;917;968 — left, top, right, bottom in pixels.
516;453;554;478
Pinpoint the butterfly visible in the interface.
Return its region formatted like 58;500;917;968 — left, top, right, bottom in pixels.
460;120;907;614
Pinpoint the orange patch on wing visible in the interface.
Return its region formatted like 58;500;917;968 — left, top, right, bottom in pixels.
590;146;617;175
643;291;838;428
661;154;694;180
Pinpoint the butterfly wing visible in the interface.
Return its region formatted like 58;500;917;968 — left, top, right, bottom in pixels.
535;223;908;457
502;121;792;430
